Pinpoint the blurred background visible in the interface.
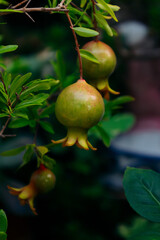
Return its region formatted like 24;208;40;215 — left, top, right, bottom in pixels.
0;0;160;239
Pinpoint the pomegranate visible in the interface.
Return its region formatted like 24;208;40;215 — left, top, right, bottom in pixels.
82;40;119;99
8;164;56;215
52;79;105;150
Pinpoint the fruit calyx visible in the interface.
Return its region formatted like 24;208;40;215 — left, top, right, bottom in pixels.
52;127;96;150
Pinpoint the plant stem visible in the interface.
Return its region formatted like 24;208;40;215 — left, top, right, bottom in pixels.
0;6;69;16
0;116;12;138
65;12;83;80
91;0;98;41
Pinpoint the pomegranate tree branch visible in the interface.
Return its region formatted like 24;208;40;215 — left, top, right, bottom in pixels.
0;6;69;16
0;116;12;138
65;12;83;80
91;0;98;41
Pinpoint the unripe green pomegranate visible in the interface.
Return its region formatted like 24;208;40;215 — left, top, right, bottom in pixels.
82;40;119;99
30;165;56;193
8;165;56;215
52;79;105;150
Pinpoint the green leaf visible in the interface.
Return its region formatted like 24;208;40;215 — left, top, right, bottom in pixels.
118;218;160;240
101;114;135;138
0;232;7;240
51;51;66;83
0;9;22;13
39;121;54;134
66;0;72;5
0;146;26;156
95;125;111;147
15;93;49;110
0;210;7;232
9;73;32;99
8;119;29;128
80;0;87;8
37;146;48;157
0;0;9;6
43;155;56;169
3;72;11;88
96;0;118;22
97;3;120;12
80;49;100;64
123;167;160;222
111;96;135;107
0;113;8;118
73;27;99;37
21;145;34;167
0;45;18;54
13;111;29;120
0;63;6;70
95;13;113;36
39;103;55;118
107;3;120;12
20;83;50;99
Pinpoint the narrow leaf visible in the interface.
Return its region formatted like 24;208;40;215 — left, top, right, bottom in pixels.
80;49;100;64
96;0;118;22
95;13;113;36
39;121;54;134
0;45;18;54
73;27;99;37
0;145;26;156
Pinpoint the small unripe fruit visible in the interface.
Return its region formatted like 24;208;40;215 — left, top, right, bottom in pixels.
8;165;56;215
31;167;56;193
82;40;119;99
52;79;105;150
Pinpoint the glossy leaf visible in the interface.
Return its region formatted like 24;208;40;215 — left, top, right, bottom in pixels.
0;210;7;232
0;232;7;240
37;146;48;157
0;145;26;156
15;93;49;110
80;0;87;8
9;119;29;128
39;121;54;134
95;125;111;147
123;168;160;222
80;49;100;64
43;155;56;170
111;96;135;107
100;114;135;138
9;73;32;99
95;13;113;36
0;45;18;54
96;0;118;22
73;27;99;37
21;145;34;167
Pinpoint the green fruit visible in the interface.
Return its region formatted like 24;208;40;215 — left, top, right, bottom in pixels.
52;79;104;150
31;167;56;193
82;40;119;99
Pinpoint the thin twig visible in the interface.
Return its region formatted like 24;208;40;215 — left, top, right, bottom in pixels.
65;12;83;80
91;0;98;41
24;0;31;8
0;116;11;137
0;6;69;16
58;0;66;8
25;12;35;22
12;0;28;9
